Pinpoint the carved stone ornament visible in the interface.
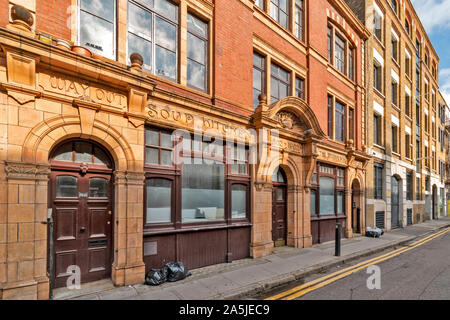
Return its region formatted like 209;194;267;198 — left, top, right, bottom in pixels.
80;163;89;175
5;163;50;180
274;111;304;131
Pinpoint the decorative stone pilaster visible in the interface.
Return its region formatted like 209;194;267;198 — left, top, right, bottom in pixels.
0;162;50;300
111;170;146;287
250;181;274;258
345;190;353;238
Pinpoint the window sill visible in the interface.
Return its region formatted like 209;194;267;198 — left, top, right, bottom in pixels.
373;88;385;100
374;36;385;50
143;221;252;236
327;63;356;86
373;144;385;151
392;151;401;157
391;58;400;69
405;74;412;84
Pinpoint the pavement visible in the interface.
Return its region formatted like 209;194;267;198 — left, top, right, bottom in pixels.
52;217;450;300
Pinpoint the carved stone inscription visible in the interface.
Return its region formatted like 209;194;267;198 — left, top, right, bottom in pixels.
317;149;347;165
147;103;255;142
38;73;127;109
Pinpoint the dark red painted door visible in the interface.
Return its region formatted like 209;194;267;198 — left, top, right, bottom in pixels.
272;185;287;246
51;172;112;288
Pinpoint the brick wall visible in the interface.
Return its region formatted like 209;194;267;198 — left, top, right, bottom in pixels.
214;0;253;108
36;0;71;40
0;1;9;28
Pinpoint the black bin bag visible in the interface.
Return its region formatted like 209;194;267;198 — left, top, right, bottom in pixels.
145;266;169;286
165;262;192;282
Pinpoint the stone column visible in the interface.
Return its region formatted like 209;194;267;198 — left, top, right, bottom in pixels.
0;162;50;300
286;184;298;247
299;186;313;248
111;171;145;286
250;182;273;258
345;189;353;238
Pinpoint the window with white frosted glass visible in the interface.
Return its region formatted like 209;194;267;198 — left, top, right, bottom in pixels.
127;0;178;81
319;177;335;215
79;0;116;59
181;158;224;222
146;178;172;223
337;191;344;214
310;190;316;215
232;184;247;219
56;176;78;198
187;13;208;92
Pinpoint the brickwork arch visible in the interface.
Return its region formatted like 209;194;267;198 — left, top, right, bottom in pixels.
21;114;135;171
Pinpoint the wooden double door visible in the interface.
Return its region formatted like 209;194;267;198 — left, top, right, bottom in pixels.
50;171;113;288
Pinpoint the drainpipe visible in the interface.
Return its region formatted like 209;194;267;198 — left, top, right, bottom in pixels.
45;209;54;299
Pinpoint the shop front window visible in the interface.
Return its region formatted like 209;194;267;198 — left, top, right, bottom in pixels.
144;127;250;229
310;163;346;217
181;158;225;222
232;184;248;219
320;177;335;215
146;178;172;223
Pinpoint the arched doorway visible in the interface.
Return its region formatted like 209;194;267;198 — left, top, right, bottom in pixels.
351;180;361;234
49;140;114;288
272;167;287;247
391;176;400;229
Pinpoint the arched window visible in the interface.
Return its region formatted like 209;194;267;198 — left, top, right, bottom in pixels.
51;141;112;168
272;167;286;183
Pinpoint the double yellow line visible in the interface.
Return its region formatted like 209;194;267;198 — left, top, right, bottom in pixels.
266;227;450;300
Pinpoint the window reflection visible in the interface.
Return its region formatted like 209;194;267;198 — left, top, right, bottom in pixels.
187;13;208;91
128;2;152;38
79;1;115;59
81;0;114;21
127;0;178;81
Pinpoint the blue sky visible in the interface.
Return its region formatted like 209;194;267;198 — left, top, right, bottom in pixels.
411;0;450;105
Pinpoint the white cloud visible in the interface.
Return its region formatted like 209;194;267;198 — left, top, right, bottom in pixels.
439;68;450;105
411;0;450;34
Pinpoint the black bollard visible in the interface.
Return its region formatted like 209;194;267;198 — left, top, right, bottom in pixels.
335;223;341;257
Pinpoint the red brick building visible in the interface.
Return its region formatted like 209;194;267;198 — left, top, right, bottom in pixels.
0;0;369;299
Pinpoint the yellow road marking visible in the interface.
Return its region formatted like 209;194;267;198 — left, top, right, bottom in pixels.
281;228;449;300
265;227;450;300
